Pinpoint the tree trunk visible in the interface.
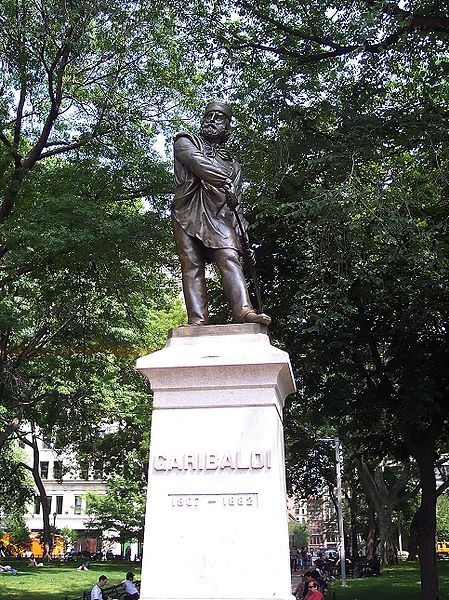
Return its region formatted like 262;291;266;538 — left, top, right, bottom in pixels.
0;167;26;225
378;510;398;565
414;443;439;600
349;495;359;560
408;506;421;561
366;501;377;557
23;433;53;558
357;460;401;564
0;414;22;453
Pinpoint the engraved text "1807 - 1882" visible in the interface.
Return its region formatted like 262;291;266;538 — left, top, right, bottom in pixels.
169;493;258;508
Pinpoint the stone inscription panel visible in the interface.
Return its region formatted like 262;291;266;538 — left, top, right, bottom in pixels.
169;493;258;508
153;450;271;472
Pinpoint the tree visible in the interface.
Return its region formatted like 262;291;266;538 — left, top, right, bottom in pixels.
85;476;146;546
0;0;201;452
60;527;78;553
179;3;449;596
0;442;33;517
356;458;418;564
0;0;203;225
4;513;31;555
288;521;309;550
0;0;195;560
436;494;449;542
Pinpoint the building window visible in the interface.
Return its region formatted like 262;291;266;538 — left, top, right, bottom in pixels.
53;461;63;480
74;496;82;515
56;496;63;515
40;461;49;479
47;496;52;513
34;497;41;514
42;438;51;449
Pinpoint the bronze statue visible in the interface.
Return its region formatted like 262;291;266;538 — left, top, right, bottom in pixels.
172;101;271;326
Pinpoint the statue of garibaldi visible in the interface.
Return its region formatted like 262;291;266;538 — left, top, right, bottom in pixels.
172;100;271;327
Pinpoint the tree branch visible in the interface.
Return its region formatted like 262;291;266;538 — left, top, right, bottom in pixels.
229;2;449;66
38;137;91;160
227;39;360;64
437;478;449;498
356;459;384;511
364;0;449;33
13;78;27;148
397;481;421;504
348;279;394;394
239;2;348;50
0;131;22;163
388;461;411;502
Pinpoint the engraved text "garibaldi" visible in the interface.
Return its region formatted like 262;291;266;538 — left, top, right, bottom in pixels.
153;451;272;472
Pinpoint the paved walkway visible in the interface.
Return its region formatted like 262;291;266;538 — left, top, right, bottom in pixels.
291;572;338;598
291;571;303;593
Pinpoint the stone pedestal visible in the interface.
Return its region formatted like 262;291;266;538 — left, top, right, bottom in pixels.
136;324;296;600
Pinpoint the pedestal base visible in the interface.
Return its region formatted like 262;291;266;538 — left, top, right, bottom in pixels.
136;325;296;600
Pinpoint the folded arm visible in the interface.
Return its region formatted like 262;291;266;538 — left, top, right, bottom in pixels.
175;136;233;188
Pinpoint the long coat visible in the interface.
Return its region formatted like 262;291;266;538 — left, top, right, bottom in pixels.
172;131;247;252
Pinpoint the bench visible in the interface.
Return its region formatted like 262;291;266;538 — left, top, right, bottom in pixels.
65;580;140;600
84;581;140;599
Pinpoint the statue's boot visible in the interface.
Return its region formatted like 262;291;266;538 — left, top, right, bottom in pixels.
242;311;271;327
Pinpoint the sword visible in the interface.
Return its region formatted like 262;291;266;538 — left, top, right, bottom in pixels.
222;191;264;314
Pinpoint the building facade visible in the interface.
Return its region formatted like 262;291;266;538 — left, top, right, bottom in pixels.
20;437;107;554
287;495;338;554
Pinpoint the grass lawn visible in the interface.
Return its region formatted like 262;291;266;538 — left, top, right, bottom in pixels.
329;561;449;599
0;559;141;600
1;559;449;600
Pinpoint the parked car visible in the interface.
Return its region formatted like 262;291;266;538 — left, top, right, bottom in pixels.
436;542;449;559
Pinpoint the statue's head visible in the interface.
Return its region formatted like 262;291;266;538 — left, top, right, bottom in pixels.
201;101;232;143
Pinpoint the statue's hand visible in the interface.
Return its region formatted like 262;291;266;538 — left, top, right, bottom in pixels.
223;181;238;210
242;245;256;267
225;190;238;210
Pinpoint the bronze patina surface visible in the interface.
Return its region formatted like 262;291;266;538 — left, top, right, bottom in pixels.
172;101;271;327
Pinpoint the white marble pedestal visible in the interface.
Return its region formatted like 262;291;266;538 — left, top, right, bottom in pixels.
136;324;296;600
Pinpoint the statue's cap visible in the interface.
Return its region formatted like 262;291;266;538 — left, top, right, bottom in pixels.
203;100;232;120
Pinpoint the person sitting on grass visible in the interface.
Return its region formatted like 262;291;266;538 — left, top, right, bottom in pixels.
28;556;44;567
77;560;90;571
91;575;112;600
117;571;140;600
0;564;18;575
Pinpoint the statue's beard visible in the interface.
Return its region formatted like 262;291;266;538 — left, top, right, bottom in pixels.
201;122;227;143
